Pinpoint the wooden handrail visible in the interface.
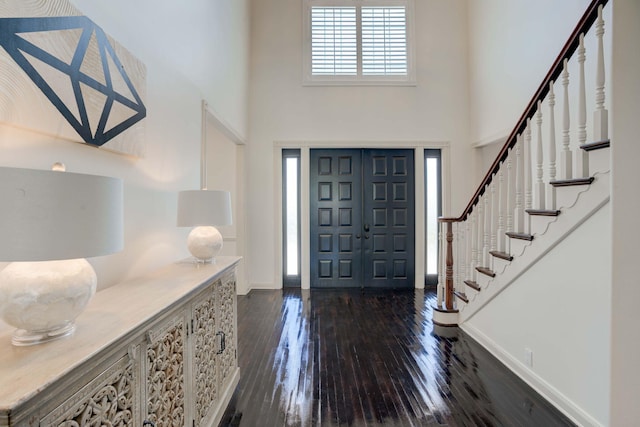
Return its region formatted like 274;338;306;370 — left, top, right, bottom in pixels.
449;0;609;223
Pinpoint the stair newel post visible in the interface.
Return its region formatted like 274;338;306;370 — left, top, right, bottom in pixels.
513;134;524;233
470;210;478;282
506;148;514;253
561;59;573;180
535;101;546;209
593;4;608;143
483;185;491;267
524;119;533;234
436;220;444;307
576;33;589;177
497;164;506;253
547;81;557;209
445;221;454;310
490;177;498;267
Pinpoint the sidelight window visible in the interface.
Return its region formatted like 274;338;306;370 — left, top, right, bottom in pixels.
424;149;441;286
282;149;301;287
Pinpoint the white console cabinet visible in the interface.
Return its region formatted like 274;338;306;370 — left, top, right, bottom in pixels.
0;257;240;427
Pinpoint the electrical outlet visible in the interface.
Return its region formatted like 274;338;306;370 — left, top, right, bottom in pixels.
524;348;533;367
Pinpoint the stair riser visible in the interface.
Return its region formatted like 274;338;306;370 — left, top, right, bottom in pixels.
555;184;591;210
588;148;610;175
529;215;558;236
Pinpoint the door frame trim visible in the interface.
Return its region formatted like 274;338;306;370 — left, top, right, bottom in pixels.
274;140;451;289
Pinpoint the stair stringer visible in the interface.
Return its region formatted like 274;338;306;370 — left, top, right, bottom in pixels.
458;169;610;323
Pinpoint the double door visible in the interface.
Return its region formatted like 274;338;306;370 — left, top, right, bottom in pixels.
310;149;415;288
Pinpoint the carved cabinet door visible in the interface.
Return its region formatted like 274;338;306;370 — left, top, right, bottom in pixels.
40;350;141;426
144;311;188;427
190;283;219;427
217;275;237;391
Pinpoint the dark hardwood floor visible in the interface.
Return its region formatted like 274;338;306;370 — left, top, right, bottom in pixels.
220;289;574;427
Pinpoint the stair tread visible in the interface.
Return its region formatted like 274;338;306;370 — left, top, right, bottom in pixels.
526;209;561;216
506;232;534;241
464;280;481;292
580;139;610;152
454;291;468;304
550;177;595;187
490;251;513;261
476;267;496;278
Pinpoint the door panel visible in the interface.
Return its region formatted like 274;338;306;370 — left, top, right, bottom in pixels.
310;149;415;288
362;149;415;288
310;149;363;287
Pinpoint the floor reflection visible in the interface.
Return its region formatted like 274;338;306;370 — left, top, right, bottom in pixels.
221;289;574;427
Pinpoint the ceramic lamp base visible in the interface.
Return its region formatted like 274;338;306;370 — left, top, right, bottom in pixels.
187;226;223;263
0;259;97;346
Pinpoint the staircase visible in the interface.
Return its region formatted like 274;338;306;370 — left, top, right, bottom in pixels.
431;1;613;425
432;0;610;329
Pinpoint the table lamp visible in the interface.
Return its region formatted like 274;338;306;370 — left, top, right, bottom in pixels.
177;189;232;263
0;165;123;346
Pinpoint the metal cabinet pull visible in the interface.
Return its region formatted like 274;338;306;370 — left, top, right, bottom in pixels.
216;331;226;355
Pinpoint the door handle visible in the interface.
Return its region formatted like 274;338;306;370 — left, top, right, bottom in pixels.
364;224;370;232
356;234;361;239
364;234;370;239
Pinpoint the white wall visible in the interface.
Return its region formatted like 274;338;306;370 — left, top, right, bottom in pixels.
247;0;473;288
467;0;592;145
0;0;249;290
464;203;611;426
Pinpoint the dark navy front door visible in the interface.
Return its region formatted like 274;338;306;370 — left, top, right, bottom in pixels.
310;149;415;288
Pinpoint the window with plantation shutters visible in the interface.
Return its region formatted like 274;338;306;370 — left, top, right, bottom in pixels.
311;7;357;75
361;7;407;75
304;0;414;85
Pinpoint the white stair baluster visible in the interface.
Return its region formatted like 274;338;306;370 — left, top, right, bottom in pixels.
513;134;524;232
437;221;443;307
524;119;533;233
465;218;471;281
561;59;572;180
547;81;557;210
483;185;491;267
593;4;608;142
576;33;589;177
470;210;477;282
477;197;484;269
497;164;506;253
454;222;460;293
535;101;545;209
490;177;498;265
506;148;514;253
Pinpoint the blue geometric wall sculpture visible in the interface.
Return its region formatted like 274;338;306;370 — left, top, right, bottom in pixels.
0;2;147;156
0;16;146;147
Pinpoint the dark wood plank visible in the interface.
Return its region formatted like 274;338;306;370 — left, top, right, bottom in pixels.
476;267;496;278
490;251;514;261
550;177;595;187
526;209;561;216
464;280;482;291
580;139;610;151
506;232;535;241
220;289;575;427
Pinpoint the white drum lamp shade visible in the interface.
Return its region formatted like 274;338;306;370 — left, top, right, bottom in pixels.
0;166;123;346
177;190;232;263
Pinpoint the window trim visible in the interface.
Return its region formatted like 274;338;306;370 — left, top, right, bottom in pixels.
302;0;416;86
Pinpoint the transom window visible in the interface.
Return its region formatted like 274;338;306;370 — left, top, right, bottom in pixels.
303;0;415;85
